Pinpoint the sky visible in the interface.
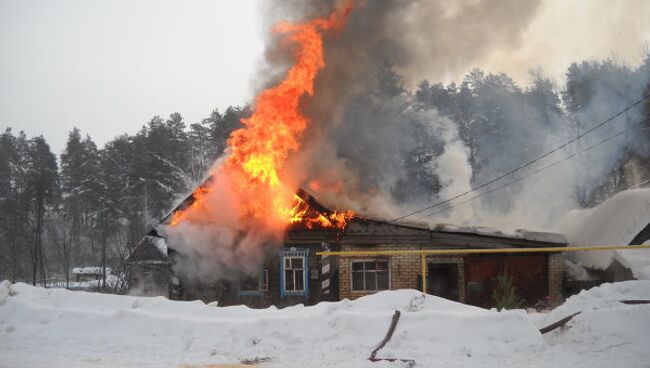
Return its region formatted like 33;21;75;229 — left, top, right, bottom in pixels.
0;0;264;154
476;0;650;84
1;0;649;155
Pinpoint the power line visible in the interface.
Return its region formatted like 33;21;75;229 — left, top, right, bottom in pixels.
413;120;648;221
390;93;650;222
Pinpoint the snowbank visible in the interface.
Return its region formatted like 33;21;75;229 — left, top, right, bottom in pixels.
1;281;649;367
557;188;650;275
534;281;650;368
1;282;539;367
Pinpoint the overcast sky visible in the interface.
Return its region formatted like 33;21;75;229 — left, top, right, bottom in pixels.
0;0;263;154
2;0;649;155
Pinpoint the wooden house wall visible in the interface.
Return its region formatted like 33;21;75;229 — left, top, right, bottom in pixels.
127;263;171;297
175;244;328;308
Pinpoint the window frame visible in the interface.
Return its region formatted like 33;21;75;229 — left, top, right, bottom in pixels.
280;249;309;298
284;256;305;292
238;270;269;296
350;259;391;292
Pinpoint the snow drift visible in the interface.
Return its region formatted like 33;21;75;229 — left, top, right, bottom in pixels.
535;281;650;368
2;280;650;367
0;282;539;367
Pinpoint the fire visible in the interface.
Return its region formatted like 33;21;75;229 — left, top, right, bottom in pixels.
169;186;210;226
288;194;354;229
170;3;354;230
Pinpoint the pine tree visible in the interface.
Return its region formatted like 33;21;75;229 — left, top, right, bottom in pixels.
491;272;524;311
0;129;20;280
60;129;103;276
0;130;34;282
25;136;59;285
188;121;213;181
60;128;84;271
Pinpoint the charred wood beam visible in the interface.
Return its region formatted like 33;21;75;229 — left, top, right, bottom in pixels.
539;300;648;335
620;300;650;305
539;311;581;334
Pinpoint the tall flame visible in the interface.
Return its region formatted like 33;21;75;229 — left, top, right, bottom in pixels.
170;3;354;230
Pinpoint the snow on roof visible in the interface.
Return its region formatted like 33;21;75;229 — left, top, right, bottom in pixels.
72;267;112;275
149;235;168;257
557;188;650;276
613;239;650;280
431;223;567;244
563;259;599;282
351;217;567;243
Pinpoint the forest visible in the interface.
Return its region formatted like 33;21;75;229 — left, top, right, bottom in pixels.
1;55;649;289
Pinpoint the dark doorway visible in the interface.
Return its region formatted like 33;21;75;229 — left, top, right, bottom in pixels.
426;263;460;301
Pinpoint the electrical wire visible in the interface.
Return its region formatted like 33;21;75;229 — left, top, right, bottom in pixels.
390;94;650;222
413;121;648;221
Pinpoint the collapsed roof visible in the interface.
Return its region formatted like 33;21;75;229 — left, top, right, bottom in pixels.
133;180;567;260
559;188;650;279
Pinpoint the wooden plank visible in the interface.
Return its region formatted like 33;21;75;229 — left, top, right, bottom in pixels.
539;312;581;334
620;300;650;305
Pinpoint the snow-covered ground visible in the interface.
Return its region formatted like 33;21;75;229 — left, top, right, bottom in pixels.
1;280;649;368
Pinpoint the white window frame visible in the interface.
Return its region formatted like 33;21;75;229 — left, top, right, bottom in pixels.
350;259;391;292
283;256;306;292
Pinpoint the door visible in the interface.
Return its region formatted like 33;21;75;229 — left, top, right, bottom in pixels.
426;263;460;301
465;256;501;308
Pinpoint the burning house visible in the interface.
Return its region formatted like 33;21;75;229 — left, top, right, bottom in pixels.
126;2;569;309
128;187;567;309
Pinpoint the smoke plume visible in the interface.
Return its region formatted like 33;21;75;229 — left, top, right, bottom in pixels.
165;0;650;283
267;0;650;229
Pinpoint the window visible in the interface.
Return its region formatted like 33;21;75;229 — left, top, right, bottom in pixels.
284;257;305;292
351;260;390;291
239;270;268;294
280;249;309;297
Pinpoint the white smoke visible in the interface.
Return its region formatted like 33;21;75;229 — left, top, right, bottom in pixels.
162;158;285;283
421;110;474;223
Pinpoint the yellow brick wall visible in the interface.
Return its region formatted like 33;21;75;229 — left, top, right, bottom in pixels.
337;244;561;304
338;244;465;302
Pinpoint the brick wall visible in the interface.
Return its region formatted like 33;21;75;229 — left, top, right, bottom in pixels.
547;252;564;298
338;244;465;302
337;244;561;304
339;244;419;300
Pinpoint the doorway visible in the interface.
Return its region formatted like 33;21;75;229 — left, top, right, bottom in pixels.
426;263;460;301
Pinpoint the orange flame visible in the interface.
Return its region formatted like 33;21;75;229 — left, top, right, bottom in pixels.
170;3;354;230
288;194;354;229
169;186;210;227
